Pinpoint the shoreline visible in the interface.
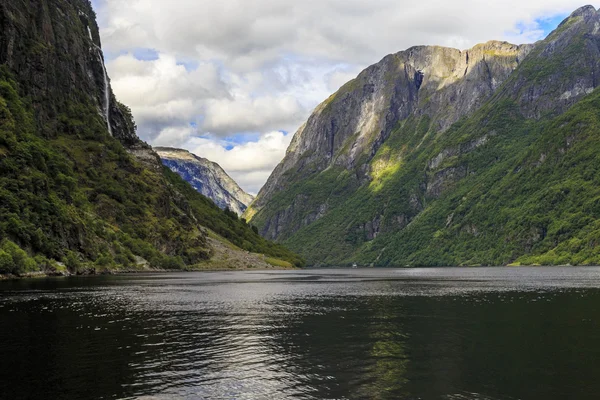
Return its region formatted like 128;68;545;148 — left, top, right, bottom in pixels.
0;265;299;281
2;263;594;281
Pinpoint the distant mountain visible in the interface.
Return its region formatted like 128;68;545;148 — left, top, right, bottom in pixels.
246;6;600;267
156;148;254;216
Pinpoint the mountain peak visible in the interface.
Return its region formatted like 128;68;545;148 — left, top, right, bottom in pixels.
156;147;254;216
569;5;598;18
249;38;532;227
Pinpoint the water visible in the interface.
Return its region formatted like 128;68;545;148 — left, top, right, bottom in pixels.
1;267;600;399
88;26;112;137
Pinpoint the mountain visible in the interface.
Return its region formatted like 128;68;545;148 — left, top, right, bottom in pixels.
0;0;302;276
246;5;600;266
156;147;253;216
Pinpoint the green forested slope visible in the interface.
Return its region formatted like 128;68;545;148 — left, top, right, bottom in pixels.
163;168;304;267
0;66;207;273
286;90;600;266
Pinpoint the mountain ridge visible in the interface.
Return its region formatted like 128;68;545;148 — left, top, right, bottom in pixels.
246;5;600;266
155;147;254;216
246;38;535;238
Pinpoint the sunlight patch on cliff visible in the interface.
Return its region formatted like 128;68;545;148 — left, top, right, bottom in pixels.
369;157;403;193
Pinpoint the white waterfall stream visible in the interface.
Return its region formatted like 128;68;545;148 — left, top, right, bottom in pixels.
88;26;113;136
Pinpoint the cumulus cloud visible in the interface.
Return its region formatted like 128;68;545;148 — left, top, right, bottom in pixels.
107;53;228;144
106;51;322;147
203;95;304;135
153;125;196;147
96;0;600;192
100;0;594;67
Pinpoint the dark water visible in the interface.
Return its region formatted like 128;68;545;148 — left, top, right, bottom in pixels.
2;268;600;399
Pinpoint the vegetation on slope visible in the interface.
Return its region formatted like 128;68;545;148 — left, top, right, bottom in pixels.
277;87;600;266
249;7;600;267
363;89;600;267
164;168;304;267
0;66;302;275
0;66;209;274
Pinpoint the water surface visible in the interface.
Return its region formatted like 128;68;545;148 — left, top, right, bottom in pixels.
1;267;600;399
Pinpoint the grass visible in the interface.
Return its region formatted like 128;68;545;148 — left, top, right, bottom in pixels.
265;257;294;268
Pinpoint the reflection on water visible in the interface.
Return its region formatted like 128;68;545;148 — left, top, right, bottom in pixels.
1;268;600;399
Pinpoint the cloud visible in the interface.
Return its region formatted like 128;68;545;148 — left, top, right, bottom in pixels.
106;51;316;147
203;95;304;135
107;53;229;143
95;0;600;192
153;125;196;147
99;0;595;68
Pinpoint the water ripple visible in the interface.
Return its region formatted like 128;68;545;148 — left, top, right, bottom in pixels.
2;268;600;399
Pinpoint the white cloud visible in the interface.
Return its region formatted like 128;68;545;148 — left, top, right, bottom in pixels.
203;95;304;135
153;125;196;147
106;52;320;147
95;0;600;192
107;53;229;143
326;68;362;92
99;0;596;68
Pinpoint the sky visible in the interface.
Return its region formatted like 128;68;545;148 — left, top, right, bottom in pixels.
91;0;599;194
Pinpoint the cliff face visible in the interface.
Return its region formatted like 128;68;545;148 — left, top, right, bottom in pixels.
0;0;136;144
0;0;301;275
248;39;534;239
156;147;254;216
247;6;600;266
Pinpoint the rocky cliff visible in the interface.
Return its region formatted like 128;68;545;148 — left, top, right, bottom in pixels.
247;6;600;266
156;147;254;216
0;0;137;144
0;0;301;275
248;40;534;236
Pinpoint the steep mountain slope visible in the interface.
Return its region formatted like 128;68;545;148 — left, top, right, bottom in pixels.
156;147;254;216
0;0;301;275
247;5;600;266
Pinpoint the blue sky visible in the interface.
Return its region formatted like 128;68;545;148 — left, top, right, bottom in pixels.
508;13;570;40
92;1;597;193
540;14;571;35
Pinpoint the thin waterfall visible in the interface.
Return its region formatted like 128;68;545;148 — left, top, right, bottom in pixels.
88;26;113;136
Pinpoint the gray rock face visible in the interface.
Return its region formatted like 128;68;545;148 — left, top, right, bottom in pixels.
247;6;600;245
156;147;254;216
496;5;600;119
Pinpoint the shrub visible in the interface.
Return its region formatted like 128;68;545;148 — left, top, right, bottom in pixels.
64;251;82;272
0;240;37;275
0;251;13;274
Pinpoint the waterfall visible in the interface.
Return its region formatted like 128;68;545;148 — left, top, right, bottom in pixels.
97;50;113;137
88;27;113;136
